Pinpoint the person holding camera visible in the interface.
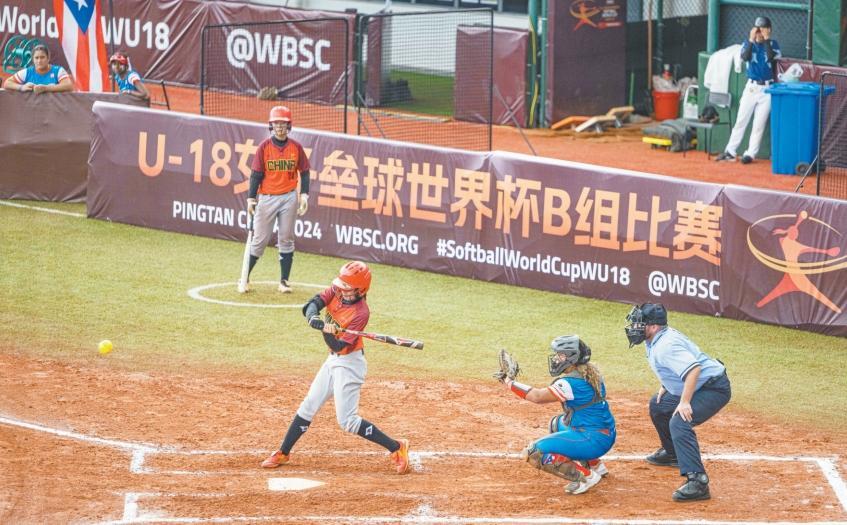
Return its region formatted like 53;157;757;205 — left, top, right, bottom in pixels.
716;16;781;164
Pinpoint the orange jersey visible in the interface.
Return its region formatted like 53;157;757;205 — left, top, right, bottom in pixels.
319;286;369;354
251;137;309;195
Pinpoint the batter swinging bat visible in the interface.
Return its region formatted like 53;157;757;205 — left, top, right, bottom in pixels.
237;212;254;293
338;327;424;350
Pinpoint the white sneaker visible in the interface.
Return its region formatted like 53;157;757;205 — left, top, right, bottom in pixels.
593;461;609;477
278;280;292;293
237;279;250;293
565;469;602;495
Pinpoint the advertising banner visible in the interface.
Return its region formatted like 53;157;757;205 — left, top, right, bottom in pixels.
0;0;352;91
88;103;847;335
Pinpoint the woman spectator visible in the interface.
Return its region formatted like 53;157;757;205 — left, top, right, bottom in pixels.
3;44;73;94
109;51;149;100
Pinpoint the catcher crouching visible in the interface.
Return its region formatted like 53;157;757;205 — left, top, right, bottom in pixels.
495;336;616;495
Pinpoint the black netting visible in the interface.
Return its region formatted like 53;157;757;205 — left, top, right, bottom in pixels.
719;2;810;59
201;18;351;133
817;72;847;200
356;9;493;151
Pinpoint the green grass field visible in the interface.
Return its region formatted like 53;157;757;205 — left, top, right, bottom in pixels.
2;200;847;432
385;70;454;116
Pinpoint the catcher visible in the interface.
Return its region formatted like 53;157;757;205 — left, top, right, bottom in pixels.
495;336;616;495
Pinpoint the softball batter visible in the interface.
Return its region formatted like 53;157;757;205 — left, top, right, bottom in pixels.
261;261;411;474
502;336;616;495
240;106;310;293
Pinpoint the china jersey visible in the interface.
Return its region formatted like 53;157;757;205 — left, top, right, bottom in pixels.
13;65;70;86
548;376;615;431
319;286;369;354
250;137;309;195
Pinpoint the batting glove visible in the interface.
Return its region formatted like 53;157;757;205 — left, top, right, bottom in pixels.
247;198;257;216
297;194;309;216
308;316;324;331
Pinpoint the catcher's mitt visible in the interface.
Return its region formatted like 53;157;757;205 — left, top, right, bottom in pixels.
493;349;520;383
257;86;279;101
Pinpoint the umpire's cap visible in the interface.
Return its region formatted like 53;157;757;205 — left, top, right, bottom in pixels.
640;303;668;325
754;16;772;28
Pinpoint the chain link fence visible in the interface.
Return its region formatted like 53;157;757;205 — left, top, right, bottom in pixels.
355;9;492;151
201;18;351;133
718;0;810;59
817;72;847;200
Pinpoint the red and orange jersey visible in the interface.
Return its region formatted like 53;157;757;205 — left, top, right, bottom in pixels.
251;137;310;195
319;286;370;353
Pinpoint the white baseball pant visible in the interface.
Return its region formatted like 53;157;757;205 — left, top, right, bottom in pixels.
725;80;772;159
296;351;367;434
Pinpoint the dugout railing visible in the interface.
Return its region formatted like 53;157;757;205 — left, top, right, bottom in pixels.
815;72;847;200
354;9;493;151
200;18;351;134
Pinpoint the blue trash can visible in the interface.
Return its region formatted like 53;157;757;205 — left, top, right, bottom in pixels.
766;82;835;175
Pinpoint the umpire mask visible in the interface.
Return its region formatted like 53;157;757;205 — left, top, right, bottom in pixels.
625;303;668;347
548;335;591;376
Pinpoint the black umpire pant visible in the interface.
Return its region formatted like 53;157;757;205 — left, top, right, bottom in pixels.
649;373;731;475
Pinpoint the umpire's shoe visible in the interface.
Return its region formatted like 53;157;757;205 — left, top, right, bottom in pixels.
673;472;711;501
646;448;679;467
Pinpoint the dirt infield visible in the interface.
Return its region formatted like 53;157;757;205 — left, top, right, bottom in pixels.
159;84;820;197
2;351;846;523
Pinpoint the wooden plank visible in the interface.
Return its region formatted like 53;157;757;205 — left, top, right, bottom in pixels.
551;115;590;131
575;115;616;133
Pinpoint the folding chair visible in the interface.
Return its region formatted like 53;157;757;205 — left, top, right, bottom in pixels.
684;90;732;159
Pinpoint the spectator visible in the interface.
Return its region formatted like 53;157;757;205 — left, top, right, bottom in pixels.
3;44;73;94
109;51;149;100
716;16;781;164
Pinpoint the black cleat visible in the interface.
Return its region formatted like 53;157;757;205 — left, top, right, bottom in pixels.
646;448;679;467
741;155;753;164
715;152;736;162
673;472;711;501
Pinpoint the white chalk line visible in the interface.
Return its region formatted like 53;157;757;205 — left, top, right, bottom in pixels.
0;199;85;217
3;414;846;524
187;280;325;308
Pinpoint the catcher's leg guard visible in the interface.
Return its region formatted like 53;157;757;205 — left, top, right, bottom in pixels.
525;447;584;482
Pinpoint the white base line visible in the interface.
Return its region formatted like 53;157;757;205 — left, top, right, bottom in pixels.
2;415;845;524
0;200;85;217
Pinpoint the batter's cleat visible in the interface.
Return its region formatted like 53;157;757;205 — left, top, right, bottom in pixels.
278;280;292;293
237;279;250;293
646;448;679;467
673;472;711;501
565;469;602;495
261;450;289;468
390;439;410;474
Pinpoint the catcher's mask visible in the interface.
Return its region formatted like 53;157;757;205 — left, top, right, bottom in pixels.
333;261;371;303
548;335;591;376
624;303;668;348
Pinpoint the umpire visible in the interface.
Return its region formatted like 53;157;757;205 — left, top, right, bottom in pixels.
624;303;731;501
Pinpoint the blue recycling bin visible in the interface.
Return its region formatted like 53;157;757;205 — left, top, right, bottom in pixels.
766;82;835;175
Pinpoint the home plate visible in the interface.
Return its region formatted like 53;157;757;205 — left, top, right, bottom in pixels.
268;477;325;491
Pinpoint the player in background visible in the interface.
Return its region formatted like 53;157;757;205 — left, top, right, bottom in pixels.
109;51;149;100
3;44;73;94
240;106;310;293
260;261;411;474
501;336;616;495
625;303;731;501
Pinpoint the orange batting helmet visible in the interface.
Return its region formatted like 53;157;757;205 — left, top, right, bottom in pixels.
333;261;371;295
268;105;292;125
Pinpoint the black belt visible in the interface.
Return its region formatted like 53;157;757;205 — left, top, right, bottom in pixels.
703;371;728;388
751;79;772;86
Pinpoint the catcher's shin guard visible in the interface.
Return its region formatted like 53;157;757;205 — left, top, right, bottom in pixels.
525;448;584;482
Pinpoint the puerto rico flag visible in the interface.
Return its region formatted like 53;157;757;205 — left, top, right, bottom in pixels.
53;0;109;91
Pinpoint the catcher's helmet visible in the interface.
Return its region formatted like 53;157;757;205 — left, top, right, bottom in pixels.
548;335;591;376
109;52;128;66
268;105;292;125
624;303;668;347
754;16;772;29
333;261;371;299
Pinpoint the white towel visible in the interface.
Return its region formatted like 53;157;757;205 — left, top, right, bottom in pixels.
703;44;743;95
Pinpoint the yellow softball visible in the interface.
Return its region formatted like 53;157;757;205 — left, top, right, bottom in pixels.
98;340;113;355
